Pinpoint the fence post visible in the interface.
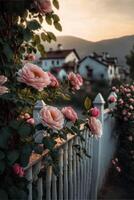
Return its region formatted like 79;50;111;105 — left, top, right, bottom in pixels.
90;93;105;200
33;100;46;125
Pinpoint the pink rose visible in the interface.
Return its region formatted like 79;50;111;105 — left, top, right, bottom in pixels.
27;118;35;125
24;113;31;120
88;117;102;138
112;86;116;91
40;106;64;130
17;63;50;91
25;54;36;62
118;99;124;105
68;72;83;90
61;106;78;123
0;86;8;95
13;164;24;177
122;110;127;115
116;166;121;173
108;96;117;103
0;75;7;85
48;72;59;88
35;0;52;14
90;107;100;118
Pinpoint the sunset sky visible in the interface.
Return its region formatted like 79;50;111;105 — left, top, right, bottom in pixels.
49;0;134;41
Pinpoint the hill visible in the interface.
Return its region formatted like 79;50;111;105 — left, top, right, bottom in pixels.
45;35;134;65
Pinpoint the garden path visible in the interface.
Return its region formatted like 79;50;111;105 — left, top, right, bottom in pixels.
98;166;134;200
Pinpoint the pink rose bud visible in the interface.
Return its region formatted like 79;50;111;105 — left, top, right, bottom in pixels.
112;159;116;165
0;75;7;85
25;54;36;61
40;106;64;130
13;163;24;177
17;63;51;91
90;107;100;118
0;86;8;95
68;72;83;90
24;113;31;119
27;118;35;125
116;166;121;173
112;86;116;91
128;136;133;141
108;96;117;103
88;117;102;138
61;106;78;123
48;72;59;88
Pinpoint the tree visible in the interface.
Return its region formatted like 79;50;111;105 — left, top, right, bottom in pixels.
126;45;134;79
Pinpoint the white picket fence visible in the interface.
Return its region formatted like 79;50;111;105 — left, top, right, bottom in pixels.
24;92;118;200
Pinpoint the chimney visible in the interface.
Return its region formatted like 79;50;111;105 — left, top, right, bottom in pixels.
49;47;53;52
57;44;63;51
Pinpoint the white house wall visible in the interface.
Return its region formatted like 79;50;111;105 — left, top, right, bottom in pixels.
79;57;109;81
65;52;79;63
41;59;65;71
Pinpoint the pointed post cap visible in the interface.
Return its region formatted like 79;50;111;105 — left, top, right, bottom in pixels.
34;100;46;110
93;93;105;105
108;91;117;99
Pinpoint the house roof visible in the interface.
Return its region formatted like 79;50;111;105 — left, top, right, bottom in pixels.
40;49;80;60
79;54;118;67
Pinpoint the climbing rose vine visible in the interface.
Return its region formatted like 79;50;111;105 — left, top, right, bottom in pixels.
0;0;102;199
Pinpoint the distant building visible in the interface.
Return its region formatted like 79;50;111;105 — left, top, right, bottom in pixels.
40;44;80;80
78;52;120;84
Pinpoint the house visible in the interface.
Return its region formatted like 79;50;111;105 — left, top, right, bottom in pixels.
78;52;120;84
40;44;80;80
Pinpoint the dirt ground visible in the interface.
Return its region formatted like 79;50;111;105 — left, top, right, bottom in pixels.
98;167;134;200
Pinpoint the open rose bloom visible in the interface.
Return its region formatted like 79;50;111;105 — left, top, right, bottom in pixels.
62;106;78;123
88;117;102;138
0;75;8;95
17;63;50;91
48;72;59;88
68;72;83;90
40;106;64;130
35;0;52;14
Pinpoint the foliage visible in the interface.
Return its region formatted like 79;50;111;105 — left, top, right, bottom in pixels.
111;84;134;181
0;1;102;199
126;45;134;79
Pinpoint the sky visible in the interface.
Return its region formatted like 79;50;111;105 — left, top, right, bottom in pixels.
47;0;134;41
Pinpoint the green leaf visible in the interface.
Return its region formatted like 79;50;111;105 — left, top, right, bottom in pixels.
23;28;33;42
37;44;45;53
0;127;11;149
20;144;32;167
54;22;62;31
47;32;56;41
18;123;32;137
84;97;91;110
7;150;19;165
33;34;41;45
52;14;60;22
53;0;59;9
0;151;5;160
45;15;52;25
41;32;47;41
0;189;8;200
3;43;13;61
27;20;41;30
0;160;5;174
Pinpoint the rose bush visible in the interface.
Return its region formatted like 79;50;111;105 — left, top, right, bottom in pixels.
111;84;134;180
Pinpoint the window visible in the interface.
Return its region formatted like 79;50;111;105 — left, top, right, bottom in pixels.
87;69;93;77
45;61;47;66
110;69;113;74
57;60;59;65
52;60;55;65
100;73;104;79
